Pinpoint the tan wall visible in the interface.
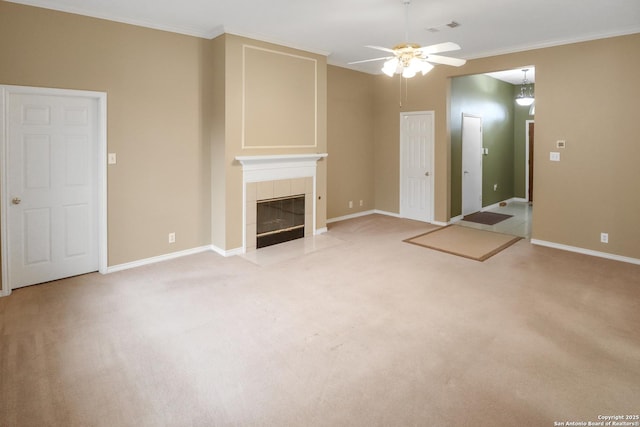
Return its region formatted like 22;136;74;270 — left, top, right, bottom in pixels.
372;33;640;259
373;73;450;218
327;66;375;220
209;35;227;250
531;35;640;257
1;1;637;282
218;34;328;250
0;2;212;268
0;4;329;268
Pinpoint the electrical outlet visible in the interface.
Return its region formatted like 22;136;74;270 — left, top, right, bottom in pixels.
168;232;176;243
493;184;498;191
348;200;353;209
108;153;117;164
600;233;608;244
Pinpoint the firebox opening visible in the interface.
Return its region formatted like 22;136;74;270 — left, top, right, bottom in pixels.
256;194;305;249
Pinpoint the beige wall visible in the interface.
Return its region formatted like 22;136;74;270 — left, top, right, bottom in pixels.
373;73;451;218
213;34;328;251
0;2;212;270
1;0;638;288
327;66;375;220
0;3;329;278
209;35;227;250
372;33;640;259
531;35;640;257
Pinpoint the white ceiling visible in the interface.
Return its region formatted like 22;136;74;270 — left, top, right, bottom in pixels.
6;0;640;76
485;67;535;84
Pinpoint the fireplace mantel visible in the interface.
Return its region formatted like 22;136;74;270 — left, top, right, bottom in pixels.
236;153;327;252
236;153;327;165
236;153;327;182
236;153;327;169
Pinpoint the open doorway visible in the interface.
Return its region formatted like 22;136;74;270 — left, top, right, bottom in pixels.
526;120;535;203
450;67;535;238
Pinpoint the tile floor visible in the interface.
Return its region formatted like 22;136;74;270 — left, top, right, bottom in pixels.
457;201;532;238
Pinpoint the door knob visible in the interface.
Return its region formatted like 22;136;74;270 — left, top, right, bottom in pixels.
425;172;430;176
12;197;21;205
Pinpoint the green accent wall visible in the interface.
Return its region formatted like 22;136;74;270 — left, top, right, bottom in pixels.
450;74;516;217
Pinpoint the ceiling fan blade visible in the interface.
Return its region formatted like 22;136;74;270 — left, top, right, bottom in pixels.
417;42;461;55
424;54;466;67
365;45;396;53
348;56;391;65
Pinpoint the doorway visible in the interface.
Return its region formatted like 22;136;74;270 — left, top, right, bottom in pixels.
400;111;434;223
526;120;535;203
0;85;108;296
461;114;483;216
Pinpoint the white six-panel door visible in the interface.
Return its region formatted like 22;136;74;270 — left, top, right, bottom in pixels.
6;93;99;289
400;111;434;223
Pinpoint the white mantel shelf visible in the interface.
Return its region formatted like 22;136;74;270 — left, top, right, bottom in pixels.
236;153;327;167
236;153;328;182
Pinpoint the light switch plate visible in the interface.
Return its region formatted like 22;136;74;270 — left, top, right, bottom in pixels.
550;152;560;161
108;153;117;164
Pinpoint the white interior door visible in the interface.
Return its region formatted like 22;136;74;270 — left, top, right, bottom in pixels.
462;114;483;216
400;111;434;222
6;93;99;289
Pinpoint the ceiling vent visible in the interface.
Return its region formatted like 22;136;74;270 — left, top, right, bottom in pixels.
426;21;461;32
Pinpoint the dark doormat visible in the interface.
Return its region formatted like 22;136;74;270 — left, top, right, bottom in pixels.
463;211;513;225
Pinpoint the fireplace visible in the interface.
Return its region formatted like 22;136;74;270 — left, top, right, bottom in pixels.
236;153;328;252
256;195;305;248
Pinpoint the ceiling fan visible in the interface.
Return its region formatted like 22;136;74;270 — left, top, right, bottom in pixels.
349;0;466;78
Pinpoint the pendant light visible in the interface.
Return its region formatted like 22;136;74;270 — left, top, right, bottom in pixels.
515;69;534;106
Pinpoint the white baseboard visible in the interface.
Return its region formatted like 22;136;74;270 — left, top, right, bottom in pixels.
374;209;401;218
315;227;328;234
482;197;528;212
431;220;449;226
211;245;244;257
531;239;640;266
327;210;375;224
449;215;463;224
106;245;213;273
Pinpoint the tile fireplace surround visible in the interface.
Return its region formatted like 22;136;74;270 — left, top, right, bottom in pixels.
236;154;328;252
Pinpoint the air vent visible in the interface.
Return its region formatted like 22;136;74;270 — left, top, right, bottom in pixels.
426;21;460;33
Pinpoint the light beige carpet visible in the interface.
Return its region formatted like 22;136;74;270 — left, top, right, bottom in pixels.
404;224;522;261
1;214;639;427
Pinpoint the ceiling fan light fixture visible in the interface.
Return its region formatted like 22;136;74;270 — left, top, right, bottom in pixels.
356;0;465;79
382;58;399;77
402;66;417;79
